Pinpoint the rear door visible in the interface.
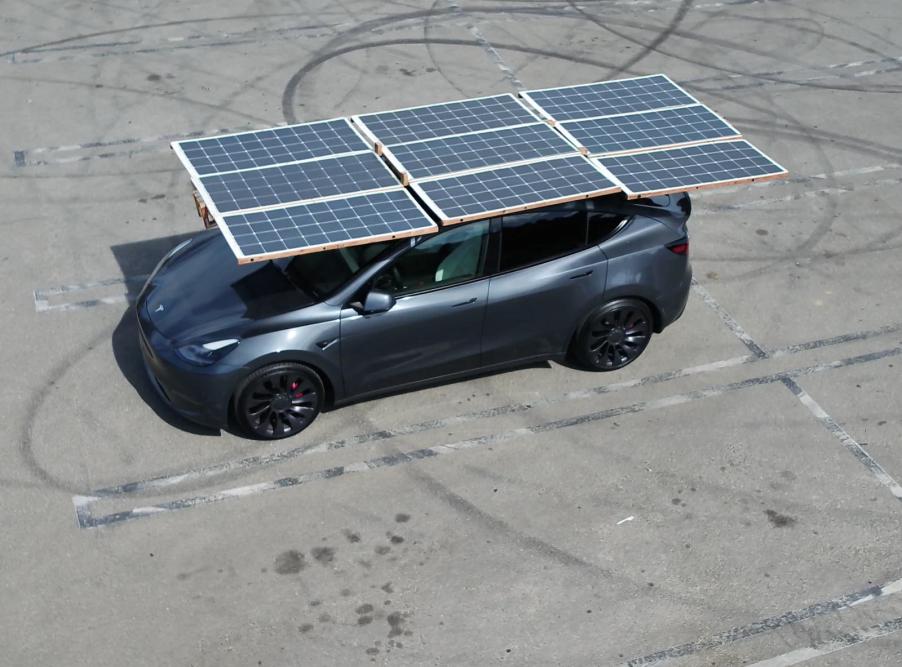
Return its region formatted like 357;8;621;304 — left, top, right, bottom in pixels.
481;201;613;366
340;220;491;396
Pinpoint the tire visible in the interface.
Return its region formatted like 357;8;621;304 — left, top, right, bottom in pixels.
234;362;324;439
571;299;653;371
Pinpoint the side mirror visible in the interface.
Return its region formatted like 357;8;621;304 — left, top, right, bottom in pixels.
361;289;395;314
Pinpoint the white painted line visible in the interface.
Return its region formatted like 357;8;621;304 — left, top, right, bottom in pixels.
73;346;901;528
616;516;634;525
747;616;902;666
625;575;902;666
691;279;767;357
784;379;902;500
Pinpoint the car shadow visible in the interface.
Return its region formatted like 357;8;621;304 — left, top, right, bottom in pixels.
324;360;553;412
109;232;221;437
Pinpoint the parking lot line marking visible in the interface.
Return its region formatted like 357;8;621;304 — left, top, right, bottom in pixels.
691;279;768;357
747;616;902;667
81;324;901;500
623;576;902;666
72;346;901;528
692;276;902;504
782;378;902;500
446;0;524;90
771;323;901;356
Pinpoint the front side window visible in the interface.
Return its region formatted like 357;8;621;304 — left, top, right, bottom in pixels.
285;242;393;297
499;202;587;272
374;220;490;295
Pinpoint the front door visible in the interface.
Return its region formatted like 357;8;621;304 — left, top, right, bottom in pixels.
340;220;491;397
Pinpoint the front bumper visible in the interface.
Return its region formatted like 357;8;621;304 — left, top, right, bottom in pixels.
136;301;238;429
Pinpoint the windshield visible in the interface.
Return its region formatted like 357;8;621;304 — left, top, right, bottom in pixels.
283;242;394;298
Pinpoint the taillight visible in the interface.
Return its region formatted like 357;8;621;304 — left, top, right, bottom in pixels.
668;241;689;255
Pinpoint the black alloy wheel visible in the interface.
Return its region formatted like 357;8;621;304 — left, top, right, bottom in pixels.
573;299;653;371
235;363;323;439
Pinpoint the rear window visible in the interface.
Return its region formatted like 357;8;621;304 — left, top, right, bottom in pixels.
587;198;628;245
499;202;587;272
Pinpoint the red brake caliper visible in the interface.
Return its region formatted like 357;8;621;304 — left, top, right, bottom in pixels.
290;381;304;398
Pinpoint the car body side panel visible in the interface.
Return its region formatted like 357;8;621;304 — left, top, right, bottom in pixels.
339;279;489;396
482;246;608;365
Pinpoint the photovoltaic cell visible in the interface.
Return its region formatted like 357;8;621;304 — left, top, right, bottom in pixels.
174;119;369;176
387;123;578;180
355;95;538;146
414;155;619;222
561;105;739;156
522;75;696;122
221;189;438;259
199;152;398;213
598;140;787;197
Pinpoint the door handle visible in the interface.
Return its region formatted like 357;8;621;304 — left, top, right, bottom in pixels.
452;297;478;307
569;269;594;280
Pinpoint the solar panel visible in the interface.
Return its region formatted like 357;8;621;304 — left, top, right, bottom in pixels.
384;123;578;181
173;119;369;176
412;155;620;223
198;152;399;213
598;140;788;198
354;94;539;146
220;189;438;262
521;74;697;122
559;104;739;157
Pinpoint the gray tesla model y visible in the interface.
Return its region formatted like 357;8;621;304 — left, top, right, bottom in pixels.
136;192;691;439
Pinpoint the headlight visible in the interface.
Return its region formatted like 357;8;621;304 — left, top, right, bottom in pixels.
177;338;239;366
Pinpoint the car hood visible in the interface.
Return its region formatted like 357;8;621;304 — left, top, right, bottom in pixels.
143;231;316;342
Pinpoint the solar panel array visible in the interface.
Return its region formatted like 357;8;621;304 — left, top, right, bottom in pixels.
601;140;786;197
558;105;739;157
383;122;577;181
173;74;786;262
354;93;602;223
521;74;787;197
521;75;697;122
173;120;437;262
174;119;370;176
412;156;620;223
198;152;398;213
353;95;538;146
222;190;436;259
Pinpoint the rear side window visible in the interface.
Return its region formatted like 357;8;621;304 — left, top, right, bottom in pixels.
500;202;587;272
586;199;628;245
